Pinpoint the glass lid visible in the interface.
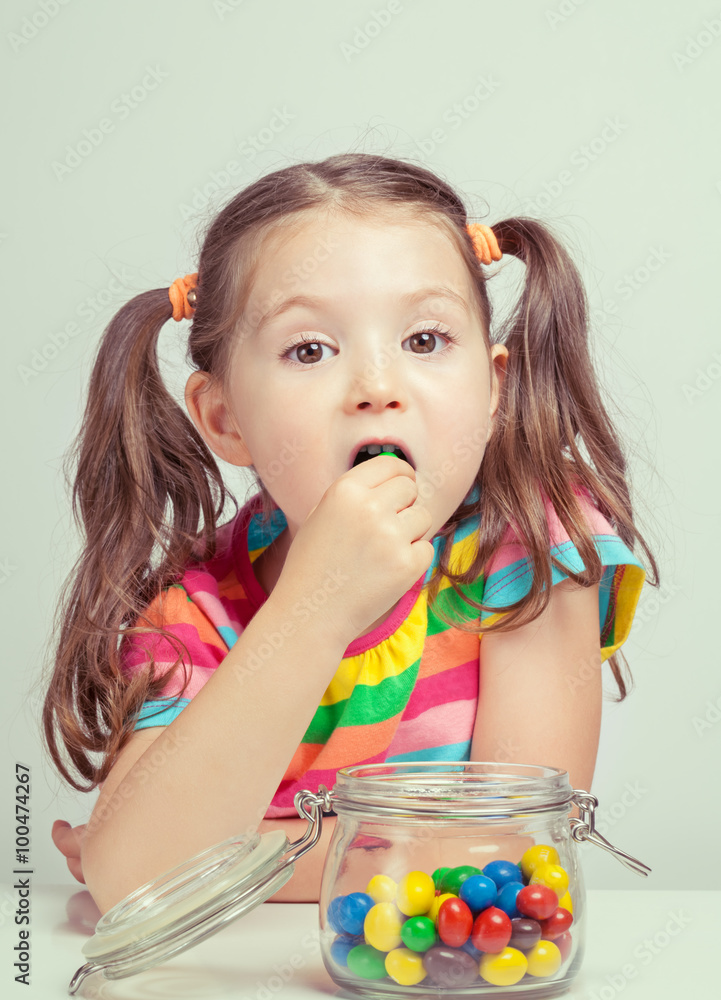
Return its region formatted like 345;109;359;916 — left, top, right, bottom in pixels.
69;829;292;991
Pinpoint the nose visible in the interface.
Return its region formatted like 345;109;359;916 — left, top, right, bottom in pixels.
345;341;408;411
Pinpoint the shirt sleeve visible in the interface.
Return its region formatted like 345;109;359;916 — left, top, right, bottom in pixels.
481;485;646;661
120;579;236;730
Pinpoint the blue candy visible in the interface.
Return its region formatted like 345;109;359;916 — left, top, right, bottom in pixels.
482;859;523;890
339;892;375;936
330;933;365;966
327;895;346;934
459;874;497;913
461;938;483;960
495;880;525;918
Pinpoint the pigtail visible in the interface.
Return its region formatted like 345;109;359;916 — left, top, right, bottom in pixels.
42;289;235;791
429;216;660;701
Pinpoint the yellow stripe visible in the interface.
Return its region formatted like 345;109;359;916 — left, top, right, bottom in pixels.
319;594;428;705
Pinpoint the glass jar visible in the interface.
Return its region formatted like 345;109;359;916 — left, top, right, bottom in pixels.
67;762;649;998
313;763;650;1000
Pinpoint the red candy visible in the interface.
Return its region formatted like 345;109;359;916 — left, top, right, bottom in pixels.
539;907;573;939
516;885;558;921
555;930;573;962
437;897;474;948
470;906;512;953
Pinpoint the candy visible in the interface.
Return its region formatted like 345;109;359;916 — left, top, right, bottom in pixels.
479;946;528;986
530;862;569;901
556;930;573;962
437;896;473;948
400;915;437;952
509;916;542;951
427;892;457;924
363;902;403;952
396;870;436;916
539;906;573;939
431;866;450;889
516;884;559;921
482;859;524;890
346;943;388;979
424;945;479;987
366;874;397;904
559;889;574;914
526;939;563;977
330;933;364;966
520;843;561;881
439;864;482;896
495;880;525;919
327;895;346;934
471;906;512;953
458;873;497;913
384;947;427;986
339;892;374;936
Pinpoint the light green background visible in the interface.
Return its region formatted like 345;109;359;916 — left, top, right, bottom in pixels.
1;0;719;899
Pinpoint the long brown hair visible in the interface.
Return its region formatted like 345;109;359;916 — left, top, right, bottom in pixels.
42;153;660;792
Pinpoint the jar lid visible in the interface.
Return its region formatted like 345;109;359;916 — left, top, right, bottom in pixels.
69;828;293;992
332;762;573;817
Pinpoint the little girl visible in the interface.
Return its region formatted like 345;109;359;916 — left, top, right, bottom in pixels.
46;153;658;914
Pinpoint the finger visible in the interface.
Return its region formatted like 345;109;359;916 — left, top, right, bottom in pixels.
67;855;86;885
52;820;82;859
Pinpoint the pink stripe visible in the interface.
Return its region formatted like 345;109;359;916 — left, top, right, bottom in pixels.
402;659;478;721
388;700;477;757
121;622;225;674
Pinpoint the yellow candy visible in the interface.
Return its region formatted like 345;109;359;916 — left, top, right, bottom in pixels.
385;947;427;986
364;902;403;952
366;874;398;904
558;889;573;914
520;843;561;881
396;871;436;916
427;892;457;925
526;939;562;978
479;947;528;986
530;862;569;901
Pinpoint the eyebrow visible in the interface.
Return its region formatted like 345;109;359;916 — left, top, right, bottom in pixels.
253;285;470;334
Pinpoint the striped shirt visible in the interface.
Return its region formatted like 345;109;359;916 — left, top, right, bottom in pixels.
120;486;645;817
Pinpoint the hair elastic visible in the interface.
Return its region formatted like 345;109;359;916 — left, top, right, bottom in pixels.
466;223;502;265
168;272;199;321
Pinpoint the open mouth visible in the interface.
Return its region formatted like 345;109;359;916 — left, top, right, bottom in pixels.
351;443;414;469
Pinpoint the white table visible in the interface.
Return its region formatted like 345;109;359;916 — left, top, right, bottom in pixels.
4;884;714;998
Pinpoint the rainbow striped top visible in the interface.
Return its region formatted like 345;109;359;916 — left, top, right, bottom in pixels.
120;487;645;817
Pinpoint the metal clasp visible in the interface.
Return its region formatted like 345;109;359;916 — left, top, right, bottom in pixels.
286;785;334;865
569;790;651;877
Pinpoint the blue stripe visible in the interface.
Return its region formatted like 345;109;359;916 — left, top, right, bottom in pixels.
133;697;190;730
386;740;472;763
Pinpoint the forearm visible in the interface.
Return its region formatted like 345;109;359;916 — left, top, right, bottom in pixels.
82;595;347;915
259;815;338;902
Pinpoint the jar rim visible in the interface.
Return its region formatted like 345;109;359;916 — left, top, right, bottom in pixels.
332;761;573;817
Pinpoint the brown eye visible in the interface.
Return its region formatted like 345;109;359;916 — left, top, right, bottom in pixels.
293;341;324;364
408;331;441;354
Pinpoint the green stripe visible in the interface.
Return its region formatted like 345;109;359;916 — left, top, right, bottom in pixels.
427;575;485;634
302;661;420;743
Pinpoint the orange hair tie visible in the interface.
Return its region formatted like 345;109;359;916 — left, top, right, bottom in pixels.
466;223;502;265
168;272;199;321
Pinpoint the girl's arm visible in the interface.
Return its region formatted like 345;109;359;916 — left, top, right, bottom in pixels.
471;578;603;824
81;592;350;916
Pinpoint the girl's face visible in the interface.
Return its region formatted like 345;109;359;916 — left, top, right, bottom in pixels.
192;211;507;543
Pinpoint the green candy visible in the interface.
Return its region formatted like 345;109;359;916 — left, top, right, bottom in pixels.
439;864;483;896
431;866;450;889
401;915;437;952
346;944;388;980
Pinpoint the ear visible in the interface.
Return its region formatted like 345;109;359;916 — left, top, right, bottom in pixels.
487;344;509;440
184;370;253;467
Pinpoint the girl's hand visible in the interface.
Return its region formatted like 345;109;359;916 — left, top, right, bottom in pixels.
52;819;87;884
274;455;435;650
